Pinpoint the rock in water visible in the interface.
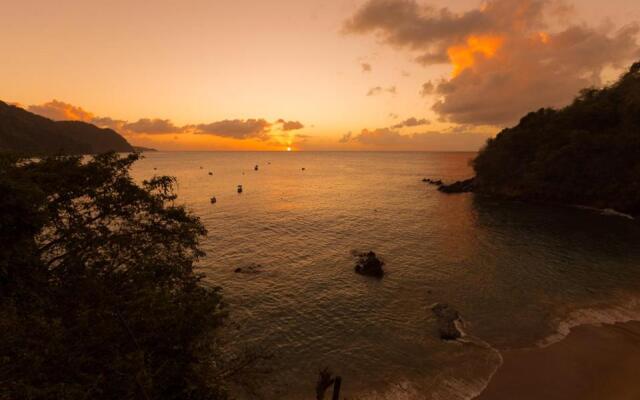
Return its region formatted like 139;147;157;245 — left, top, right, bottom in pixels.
354;251;385;278
431;303;463;340
438;178;475;194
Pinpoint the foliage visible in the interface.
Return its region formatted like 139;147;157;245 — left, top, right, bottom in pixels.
0;152;227;399
473;60;640;216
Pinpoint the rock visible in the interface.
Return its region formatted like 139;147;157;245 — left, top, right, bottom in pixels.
234;263;263;274
422;178;444;186
354;251;385;278
438;178;475;194
431;303;463;340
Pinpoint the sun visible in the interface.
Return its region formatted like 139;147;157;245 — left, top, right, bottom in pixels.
286;146;292;152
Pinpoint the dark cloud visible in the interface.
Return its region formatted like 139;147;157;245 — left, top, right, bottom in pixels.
367;85;397;96
361;62;372;72
123;118;182;134
276;119;305;131
391;117;430;129
194;119;272;140
346;0;640;126
420;81;435;96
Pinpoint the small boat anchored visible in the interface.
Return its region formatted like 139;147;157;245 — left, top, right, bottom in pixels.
210;196;217;204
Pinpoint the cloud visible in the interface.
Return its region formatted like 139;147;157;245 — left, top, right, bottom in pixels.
25;100;303;141
345;0;640;126
123;118;182;134
342;126;491;150
194;119;272;140
391;117;430;129
28;100;94;122
339;131;353;143
276;119;305;131
367;85;397;96
361;62;372;72
420;81;435;96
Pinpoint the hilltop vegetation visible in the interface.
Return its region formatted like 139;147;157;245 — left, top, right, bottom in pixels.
471;61;640;217
0;101;133;154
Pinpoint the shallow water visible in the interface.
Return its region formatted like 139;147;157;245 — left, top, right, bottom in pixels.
131;152;640;399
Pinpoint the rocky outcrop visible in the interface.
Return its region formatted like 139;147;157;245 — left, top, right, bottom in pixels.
431;303;463;340
354;251;385;278
437;178;475;194
422;178;443;186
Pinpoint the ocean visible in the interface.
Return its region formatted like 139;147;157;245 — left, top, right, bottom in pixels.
130;151;640;399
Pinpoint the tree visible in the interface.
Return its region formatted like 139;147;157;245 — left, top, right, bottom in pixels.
0;152;227;399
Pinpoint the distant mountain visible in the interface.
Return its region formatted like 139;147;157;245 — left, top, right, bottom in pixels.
133;146;158;152
0;101;133;154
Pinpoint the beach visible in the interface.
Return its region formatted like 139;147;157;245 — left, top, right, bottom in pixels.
476;321;640;400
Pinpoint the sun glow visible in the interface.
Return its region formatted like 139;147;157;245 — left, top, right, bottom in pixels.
286;146;292;152
447;35;504;77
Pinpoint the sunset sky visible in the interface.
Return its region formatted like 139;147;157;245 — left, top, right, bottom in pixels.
2;0;639;151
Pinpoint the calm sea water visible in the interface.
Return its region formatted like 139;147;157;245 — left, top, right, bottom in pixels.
131;152;640;399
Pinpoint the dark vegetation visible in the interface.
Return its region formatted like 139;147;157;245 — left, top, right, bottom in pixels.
0;101;133;154
470;60;640;216
0;152;228;399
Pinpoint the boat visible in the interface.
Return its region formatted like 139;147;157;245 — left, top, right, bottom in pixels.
210;196;217;204
237;185;243;193
254;165;259;171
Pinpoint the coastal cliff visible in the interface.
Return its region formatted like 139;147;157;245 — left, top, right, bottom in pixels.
0;101;134;154
442;61;640;218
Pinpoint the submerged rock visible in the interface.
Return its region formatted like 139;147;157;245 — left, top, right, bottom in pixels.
234;263;263;274
431;303;463;340
354;251;385;278
438;178;475;194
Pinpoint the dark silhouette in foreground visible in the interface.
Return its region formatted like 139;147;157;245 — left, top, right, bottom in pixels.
0;152;229;399
315;367;342;400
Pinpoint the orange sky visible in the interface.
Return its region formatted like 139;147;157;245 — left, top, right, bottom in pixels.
2;0;639;151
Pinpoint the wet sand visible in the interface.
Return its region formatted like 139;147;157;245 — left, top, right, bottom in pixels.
476;321;640;400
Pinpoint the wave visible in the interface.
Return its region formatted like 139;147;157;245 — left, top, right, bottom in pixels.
537;295;640;348
356;333;503;400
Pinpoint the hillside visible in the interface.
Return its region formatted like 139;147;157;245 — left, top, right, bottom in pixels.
469;61;640;217
0;101;133;154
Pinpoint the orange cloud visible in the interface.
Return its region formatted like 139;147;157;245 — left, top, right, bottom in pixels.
447;35;505;77
28;100;94;122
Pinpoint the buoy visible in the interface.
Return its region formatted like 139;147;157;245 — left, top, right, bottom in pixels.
208;171;213;176
254;165;259;171
301;167;306;171
237;185;243;193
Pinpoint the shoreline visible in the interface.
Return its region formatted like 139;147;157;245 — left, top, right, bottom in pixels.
474;320;640;400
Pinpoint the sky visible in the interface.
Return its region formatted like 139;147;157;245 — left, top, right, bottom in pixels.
2;0;639;151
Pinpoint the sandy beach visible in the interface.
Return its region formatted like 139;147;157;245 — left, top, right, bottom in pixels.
476;321;640;400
